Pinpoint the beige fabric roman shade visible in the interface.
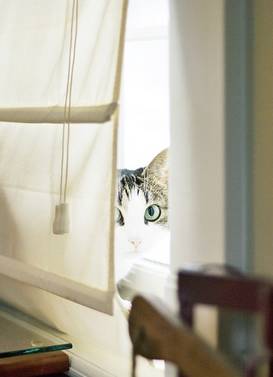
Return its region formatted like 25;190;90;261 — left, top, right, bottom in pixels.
0;0;127;317
0;0;125;123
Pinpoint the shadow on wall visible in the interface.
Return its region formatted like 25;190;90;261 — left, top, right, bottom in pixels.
0;188;21;259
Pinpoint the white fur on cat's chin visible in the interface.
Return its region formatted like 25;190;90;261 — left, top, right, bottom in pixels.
115;189;169;281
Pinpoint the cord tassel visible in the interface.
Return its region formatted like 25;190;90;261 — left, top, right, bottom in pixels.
53;0;78;235
53;203;70;235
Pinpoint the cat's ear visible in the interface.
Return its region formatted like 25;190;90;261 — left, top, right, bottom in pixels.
144;148;168;187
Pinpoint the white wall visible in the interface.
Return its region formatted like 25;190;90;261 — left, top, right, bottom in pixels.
169;0;273;281
168;3;273;376
167;5;225;375
169;0;225;272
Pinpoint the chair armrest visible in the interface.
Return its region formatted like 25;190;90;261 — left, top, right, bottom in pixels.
129;295;242;377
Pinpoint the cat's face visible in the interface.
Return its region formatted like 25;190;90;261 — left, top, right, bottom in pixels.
115;149;168;258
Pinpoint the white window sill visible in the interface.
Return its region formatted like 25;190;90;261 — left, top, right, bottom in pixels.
0;297;166;377
117;258;170;303
0;257;172;377
67;333;165;377
67;258;171;377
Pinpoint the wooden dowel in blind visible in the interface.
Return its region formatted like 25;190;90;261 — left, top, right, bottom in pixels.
0;103;117;124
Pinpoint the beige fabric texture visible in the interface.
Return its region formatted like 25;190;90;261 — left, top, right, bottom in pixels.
0;0;123;122
0;0;127;316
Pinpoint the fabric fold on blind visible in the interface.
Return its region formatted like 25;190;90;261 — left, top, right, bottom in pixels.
0;254;114;314
0;116;119;316
0;0;128;317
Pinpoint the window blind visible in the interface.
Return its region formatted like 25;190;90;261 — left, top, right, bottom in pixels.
0;0;127;316
0;0;125;123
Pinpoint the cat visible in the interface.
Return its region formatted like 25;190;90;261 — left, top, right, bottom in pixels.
115;149;169;282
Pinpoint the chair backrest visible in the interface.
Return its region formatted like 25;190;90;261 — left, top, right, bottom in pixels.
178;269;273;376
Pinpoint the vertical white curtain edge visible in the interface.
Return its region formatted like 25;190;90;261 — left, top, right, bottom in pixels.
107;0;128;292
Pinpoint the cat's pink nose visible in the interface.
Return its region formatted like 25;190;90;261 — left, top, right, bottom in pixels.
130;239;141;249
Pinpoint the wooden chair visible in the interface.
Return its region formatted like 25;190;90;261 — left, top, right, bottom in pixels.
129;268;273;377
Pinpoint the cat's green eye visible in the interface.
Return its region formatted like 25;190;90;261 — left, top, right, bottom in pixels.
144;204;161;222
115;207;124;225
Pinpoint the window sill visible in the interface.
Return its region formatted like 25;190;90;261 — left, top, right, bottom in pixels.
67;334;165;377
117;258;170;302
0;257;171;377
0;299;165;377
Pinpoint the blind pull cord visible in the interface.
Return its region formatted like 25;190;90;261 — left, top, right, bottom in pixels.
53;0;79;235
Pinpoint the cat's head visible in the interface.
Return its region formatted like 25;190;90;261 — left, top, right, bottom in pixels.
115;149;168;256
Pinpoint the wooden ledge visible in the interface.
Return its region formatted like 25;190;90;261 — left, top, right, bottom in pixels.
0;351;69;377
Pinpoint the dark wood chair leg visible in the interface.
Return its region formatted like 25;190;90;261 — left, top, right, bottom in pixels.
178;298;193;376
